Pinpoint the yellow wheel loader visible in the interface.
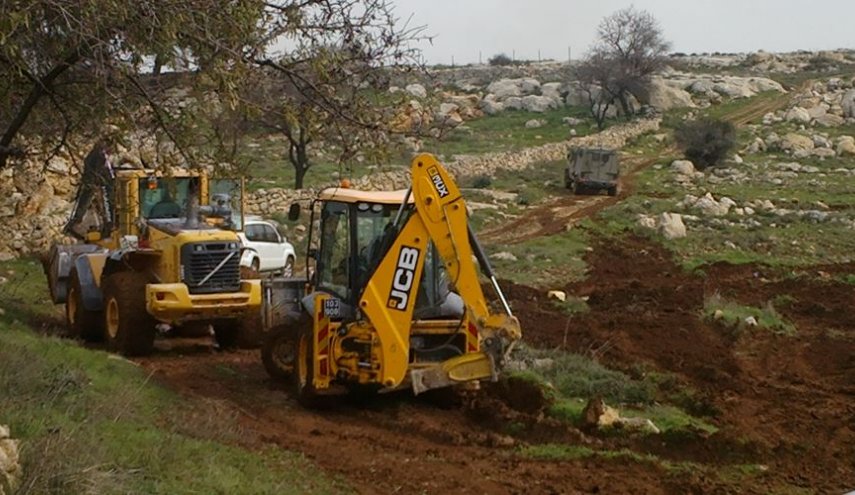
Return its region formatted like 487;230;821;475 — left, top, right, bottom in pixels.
261;153;522;403
45;165;261;356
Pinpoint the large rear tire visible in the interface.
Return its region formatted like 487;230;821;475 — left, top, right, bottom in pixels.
261;324;298;381
66;270;103;342
102;271;156;356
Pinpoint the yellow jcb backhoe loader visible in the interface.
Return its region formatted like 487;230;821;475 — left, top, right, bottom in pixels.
261;153;522;403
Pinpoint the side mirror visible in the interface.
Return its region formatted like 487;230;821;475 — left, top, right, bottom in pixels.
287;203;301;221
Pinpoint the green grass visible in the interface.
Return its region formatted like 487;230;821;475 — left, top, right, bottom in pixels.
486;229;589;287
0;258;61;325
423;107;600;160
550;296;590;316
631;404;718;435
0;321;344;494
519;444;702;473
704;294;797;335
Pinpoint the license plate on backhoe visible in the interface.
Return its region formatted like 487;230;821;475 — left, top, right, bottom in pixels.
323;298;341;319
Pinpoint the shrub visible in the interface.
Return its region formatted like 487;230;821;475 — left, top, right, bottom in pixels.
471;174;492;189
674;118;736;170
488;53;513;66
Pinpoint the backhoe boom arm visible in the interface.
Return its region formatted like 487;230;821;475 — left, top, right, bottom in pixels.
358;154;522;391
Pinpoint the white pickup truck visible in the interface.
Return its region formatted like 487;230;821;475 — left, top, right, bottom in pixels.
238;219;296;276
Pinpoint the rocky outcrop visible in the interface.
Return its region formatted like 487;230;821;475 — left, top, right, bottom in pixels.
0;425;21;495
638;78;696;111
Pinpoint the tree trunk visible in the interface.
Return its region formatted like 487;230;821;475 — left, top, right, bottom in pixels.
617;92;633;120
0;52;80;169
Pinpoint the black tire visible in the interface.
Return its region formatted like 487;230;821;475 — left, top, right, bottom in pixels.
282;256;295;277
66;270;103;342
261;324;298;381
572;182;582;195
102;271;156;356
608;186;618;197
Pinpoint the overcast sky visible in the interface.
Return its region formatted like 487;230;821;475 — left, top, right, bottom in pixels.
392;0;854;64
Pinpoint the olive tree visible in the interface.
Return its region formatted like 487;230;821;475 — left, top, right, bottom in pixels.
0;0;422;174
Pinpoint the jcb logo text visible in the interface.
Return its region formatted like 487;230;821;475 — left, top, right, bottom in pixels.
388;246;420;310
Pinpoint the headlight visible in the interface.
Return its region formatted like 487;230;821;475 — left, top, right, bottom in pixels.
228;242;238;250
193;244;204;252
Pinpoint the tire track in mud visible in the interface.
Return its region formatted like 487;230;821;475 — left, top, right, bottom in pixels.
479;83;800;246
136;348;671;495
130;89;811;494
478;154;660;245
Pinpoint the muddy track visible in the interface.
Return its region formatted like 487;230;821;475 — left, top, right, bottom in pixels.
136;348;676;494
480;83;801;247
725;80;811;127
128;90;832;494
478;154;660;245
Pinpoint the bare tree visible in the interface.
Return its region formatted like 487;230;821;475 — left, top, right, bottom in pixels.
577;6;671;121
244;2;423;189
576;52;617;130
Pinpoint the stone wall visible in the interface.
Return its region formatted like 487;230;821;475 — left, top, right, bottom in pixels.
245;118;661;217
0;118;658;259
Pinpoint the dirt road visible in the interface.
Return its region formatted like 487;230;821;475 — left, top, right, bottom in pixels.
136;234;855;493
132;88;854;494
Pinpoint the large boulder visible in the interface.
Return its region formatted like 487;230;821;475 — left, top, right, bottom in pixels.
816;114;845;127
0;425;21;495
486;79;522;99
503;97;524;111
693;193;732;217
405;83;427;99
659;213;687;239
670;159;696;176
519;78;541;95
779;133;815;152
836;136;855;156
541;82;563;100
638;78;695;111
784;107;811;124
841;89;855;119
480;97;504;115
521;95;558;113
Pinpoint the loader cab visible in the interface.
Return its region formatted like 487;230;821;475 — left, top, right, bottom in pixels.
312;189;454;319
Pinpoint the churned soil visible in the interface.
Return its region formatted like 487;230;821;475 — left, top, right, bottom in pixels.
509;234;855;493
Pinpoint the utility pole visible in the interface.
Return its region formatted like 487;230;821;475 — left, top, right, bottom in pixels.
479;50;482;65
568;46;572;63
451;55;455;67
512;49;516;62
538;49;541;62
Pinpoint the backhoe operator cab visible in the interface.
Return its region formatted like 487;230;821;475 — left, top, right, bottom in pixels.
261;154;522;404
46;167;262;356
